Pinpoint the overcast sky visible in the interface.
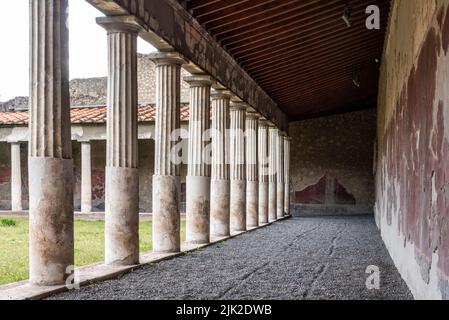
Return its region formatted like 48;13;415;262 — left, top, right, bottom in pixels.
0;0;156;102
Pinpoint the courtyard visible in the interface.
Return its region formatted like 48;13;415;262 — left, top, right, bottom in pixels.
0;216;186;285
0;0;448;303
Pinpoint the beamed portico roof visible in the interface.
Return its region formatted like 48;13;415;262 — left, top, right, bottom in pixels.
177;0;391;120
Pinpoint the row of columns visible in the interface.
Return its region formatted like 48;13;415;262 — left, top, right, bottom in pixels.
27;1;291;286
8;139;92;214
7;120;292;221
7;123;292;220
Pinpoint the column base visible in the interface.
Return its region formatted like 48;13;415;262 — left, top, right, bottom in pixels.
268;181;277;222
285;184;290;216
277;189;285;219
11;204;23;212
81;206;92;214
153;175;181;253
246;180;258;228
29;157;74;286
258;181;269;224
105;167;139;266
230;180;246;232
210;179;230;237
186;176;211;244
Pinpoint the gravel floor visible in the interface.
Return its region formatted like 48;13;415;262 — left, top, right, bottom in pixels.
49;215;413;300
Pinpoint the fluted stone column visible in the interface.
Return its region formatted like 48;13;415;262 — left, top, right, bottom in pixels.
268;125;278;222
81;141;92;213
210;90;231;237
29;0;74;285
277;132;285;219
246;111;259;228
150;51;185;253
10;142;22;212
97;16;142;265
185;75;212;244
258;120;269;224
284;136;292;216
229;102;246;232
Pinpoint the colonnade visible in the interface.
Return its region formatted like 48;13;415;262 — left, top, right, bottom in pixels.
25;1;291;285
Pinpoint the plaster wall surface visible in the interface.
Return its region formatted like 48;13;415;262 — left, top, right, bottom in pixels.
376;0;449;299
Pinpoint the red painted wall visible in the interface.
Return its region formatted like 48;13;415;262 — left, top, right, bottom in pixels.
376;1;449;299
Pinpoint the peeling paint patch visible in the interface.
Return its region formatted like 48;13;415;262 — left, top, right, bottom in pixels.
0;165;10;184
295;175;356;206
376;1;449;299
91;169;105;203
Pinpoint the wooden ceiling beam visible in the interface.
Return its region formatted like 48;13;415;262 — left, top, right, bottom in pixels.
248;34;382;79
193;0;253;18
216;0;340;45
256;48;380;88
224;0;368;49
232;9;389;61
186;0;222;11
198;0;280;25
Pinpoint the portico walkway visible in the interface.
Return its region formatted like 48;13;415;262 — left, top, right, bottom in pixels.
49;216;412;300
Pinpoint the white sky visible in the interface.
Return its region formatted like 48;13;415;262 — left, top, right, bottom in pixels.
0;0;156;102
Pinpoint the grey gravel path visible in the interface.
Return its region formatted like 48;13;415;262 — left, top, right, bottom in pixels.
49;216;413;300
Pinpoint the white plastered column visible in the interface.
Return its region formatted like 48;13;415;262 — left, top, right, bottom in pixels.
245;110;259;228
149;51;186;253
229;101;247;232
268;125;278;222
258;119;269;224
97;16;143;265
276;131;285;219
29;0;74;285
80;141;92;214
210;89;231;237
10;142;22;212
284;136;292;216
185;75;213;244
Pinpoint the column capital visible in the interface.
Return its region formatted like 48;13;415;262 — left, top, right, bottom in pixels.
230;101;248;111
211;89;232;100
279;131;288;137
184;74;213;87
246;110;259;120
258;118;269;127
268;122;278;129
96;15;143;34
230;95;243;103
149;51;186;66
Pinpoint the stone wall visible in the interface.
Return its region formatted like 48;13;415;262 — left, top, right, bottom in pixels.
376;0;449;299
138;54;190;104
69;78;107;106
0;97;29;111
289;109;376;217
0;54;191;109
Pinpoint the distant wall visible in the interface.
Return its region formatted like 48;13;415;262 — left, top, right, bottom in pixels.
289;109;376;216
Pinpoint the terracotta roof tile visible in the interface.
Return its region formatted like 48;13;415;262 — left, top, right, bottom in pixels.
0;104;190;126
0;110;29;125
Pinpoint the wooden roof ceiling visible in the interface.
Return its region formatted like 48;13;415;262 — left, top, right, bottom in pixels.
177;0;391;120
